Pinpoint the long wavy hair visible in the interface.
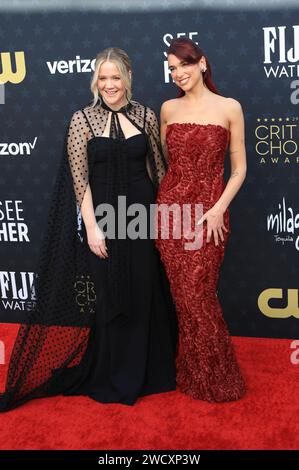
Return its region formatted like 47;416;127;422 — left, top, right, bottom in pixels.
90;47;132;107
168;38;218;97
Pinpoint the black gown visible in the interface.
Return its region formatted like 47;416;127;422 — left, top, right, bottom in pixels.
0;100;177;412
63;131;177;405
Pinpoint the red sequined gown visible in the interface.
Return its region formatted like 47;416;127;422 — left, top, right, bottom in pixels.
156;123;245;402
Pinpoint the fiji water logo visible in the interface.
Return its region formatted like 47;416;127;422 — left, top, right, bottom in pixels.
0;271;36;311
263;25;299;78
267;197;299;250
263;25;299;104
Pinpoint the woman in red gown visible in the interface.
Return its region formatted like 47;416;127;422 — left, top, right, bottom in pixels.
156;38;247;402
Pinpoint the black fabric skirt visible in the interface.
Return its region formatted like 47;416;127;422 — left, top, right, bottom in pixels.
62;170;177;405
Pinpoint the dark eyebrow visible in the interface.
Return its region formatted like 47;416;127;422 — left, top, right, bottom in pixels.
169;60;186;68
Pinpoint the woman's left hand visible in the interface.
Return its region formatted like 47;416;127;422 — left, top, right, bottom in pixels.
197;206;228;246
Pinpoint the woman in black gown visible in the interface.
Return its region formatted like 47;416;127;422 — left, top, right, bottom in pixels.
0;48;177;411
64;49;177;405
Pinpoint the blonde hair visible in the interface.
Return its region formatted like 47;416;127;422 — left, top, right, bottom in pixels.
90;47;132;107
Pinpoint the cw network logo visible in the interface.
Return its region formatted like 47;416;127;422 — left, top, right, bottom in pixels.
0;51;26;104
258;288;299;318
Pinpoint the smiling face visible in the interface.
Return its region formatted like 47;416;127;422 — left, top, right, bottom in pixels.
168;53;206;93
97;60;129;108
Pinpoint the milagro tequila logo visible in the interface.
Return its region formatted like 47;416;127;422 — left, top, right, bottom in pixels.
267;197;299;250
255;117;299;164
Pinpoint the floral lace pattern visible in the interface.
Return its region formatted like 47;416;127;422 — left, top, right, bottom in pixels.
156;123;245;402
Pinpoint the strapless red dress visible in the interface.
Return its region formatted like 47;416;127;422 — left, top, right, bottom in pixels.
156;123;245;402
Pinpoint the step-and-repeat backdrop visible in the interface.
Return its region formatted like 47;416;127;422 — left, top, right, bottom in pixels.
0;0;299;370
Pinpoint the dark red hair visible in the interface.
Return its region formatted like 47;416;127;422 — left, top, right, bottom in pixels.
168;37;218;97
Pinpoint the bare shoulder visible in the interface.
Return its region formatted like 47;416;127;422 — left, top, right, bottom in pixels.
214;97;243;127
225;97;243;115
161;98;180;109
160;98;180;122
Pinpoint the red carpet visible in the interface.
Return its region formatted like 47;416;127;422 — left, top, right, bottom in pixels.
0;337;299;450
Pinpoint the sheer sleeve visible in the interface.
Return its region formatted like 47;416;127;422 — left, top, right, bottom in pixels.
67;110;89;207
145;107;168;186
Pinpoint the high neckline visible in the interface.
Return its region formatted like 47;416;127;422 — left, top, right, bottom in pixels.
100;98;132;113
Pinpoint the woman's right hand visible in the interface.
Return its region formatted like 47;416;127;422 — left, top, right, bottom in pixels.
87;223;108;259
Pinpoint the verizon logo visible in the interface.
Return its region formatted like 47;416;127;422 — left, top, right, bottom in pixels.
46;55;96;75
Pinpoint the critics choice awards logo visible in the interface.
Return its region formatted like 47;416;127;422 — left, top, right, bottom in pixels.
255;117;299;165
